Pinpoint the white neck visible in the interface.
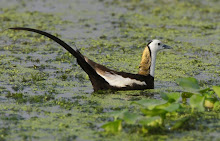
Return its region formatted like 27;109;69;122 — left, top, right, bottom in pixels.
150;52;157;77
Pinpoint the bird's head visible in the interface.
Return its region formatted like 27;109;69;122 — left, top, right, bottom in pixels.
148;39;172;53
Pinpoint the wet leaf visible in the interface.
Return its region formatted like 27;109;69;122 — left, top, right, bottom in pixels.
108;110;127;120
123;111;140;124
132;99;167;110
139;116;162;126
213;86;220;98
141;108;167;117
161;92;181;102
162;103;180;112
141;102;180;118
213;101;220;111
177;77;200;90
189;95;205;112
101;120;122;133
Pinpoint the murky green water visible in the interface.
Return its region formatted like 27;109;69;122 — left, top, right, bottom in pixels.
0;0;220;140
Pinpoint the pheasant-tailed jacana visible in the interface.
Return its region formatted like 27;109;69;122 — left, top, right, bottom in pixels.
9;27;172;91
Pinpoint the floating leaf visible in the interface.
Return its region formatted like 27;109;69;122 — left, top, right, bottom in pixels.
108;110;127;120
101;120;122;133
139;116;162;126
132;99;167;110
162;103;180;112
189;95;205;112
213;101;220;111
161;92;181;102
213;86;220;98
141;108;167;117
141;102;180;118
123;111;140;124
177;77;200;90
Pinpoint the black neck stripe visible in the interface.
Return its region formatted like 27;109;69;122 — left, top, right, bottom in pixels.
147;40;152;57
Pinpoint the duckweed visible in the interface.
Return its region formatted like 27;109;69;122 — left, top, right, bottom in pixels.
0;0;220;140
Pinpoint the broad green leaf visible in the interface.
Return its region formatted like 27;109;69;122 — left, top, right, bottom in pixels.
141;108;167;117
177;77;200;90
132;99;167;110
139;116;162;126
213;101;220;111
189;95;205;112
141;102;181;117
123;111;140;124
161;92;181;102
213;86;220;98
101;120;122;133
153;102;180;112
108;109;127;120
162;103;180;112
154;102;170;110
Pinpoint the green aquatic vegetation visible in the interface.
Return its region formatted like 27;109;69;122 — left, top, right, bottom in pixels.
52;98;82;110
55;52;73;63
102;93;181;133
0;0;219;140
213;86;220;98
102;78;220;133
6;92;55;104
177;77;220;111
30;72;49;82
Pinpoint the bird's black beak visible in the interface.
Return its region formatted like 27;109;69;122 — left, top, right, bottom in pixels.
162;44;172;49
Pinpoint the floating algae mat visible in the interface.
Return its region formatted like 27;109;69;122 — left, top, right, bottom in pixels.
0;0;220;140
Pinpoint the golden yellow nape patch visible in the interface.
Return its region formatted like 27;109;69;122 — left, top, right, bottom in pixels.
138;46;151;76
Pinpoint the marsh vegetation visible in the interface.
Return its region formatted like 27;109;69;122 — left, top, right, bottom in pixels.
0;0;219;140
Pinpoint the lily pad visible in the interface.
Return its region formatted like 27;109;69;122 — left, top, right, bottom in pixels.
132;99;167;110
139;116;162;126
189;95;205;112
122;111;140;124
101;120;122;133
177;77;200;90
161;92;181;102
213;86;220;98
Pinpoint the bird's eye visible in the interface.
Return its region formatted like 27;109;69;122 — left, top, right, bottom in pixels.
158;43;161;46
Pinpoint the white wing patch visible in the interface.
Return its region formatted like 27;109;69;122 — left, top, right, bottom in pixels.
97;72;146;87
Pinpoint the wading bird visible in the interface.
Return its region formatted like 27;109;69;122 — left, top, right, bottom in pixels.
9;27;171;91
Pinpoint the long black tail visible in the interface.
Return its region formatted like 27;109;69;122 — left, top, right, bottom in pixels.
9;27;80;58
9;27;103;83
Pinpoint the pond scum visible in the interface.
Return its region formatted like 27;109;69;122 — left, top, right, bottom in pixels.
0;0;220;140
